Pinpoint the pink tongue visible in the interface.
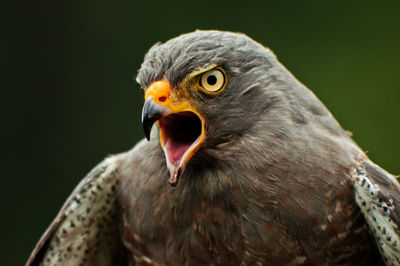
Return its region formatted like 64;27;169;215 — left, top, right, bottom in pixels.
164;139;192;165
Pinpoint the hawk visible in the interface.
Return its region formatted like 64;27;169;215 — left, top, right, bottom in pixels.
26;30;400;265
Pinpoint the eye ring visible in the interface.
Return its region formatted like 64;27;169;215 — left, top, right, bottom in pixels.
198;68;227;94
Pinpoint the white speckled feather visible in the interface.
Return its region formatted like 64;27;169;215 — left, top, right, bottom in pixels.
26;156;126;266
353;164;400;266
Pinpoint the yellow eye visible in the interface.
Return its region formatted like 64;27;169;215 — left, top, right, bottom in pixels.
199;68;226;94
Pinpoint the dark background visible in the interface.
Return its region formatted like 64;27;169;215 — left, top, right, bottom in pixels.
4;1;400;265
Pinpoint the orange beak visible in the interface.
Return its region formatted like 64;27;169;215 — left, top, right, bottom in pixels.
141;80;205;186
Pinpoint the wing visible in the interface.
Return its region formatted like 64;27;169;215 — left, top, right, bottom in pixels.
353;160;400;265
26;156;127;266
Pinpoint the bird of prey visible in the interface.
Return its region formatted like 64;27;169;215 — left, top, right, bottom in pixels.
26;30;400;265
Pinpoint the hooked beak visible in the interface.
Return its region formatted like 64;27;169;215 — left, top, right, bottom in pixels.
141;97;168;141
141;80;205;186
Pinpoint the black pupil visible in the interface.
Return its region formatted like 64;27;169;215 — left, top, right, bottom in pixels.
207;75;217;85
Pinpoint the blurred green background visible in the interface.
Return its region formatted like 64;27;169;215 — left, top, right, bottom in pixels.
4;0;400;265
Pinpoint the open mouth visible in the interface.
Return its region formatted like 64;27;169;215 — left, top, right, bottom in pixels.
158;111;203;167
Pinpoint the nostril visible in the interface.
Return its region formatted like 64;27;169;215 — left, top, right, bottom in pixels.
159;96;167;102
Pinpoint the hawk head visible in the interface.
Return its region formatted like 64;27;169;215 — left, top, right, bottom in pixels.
137;30;343;186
